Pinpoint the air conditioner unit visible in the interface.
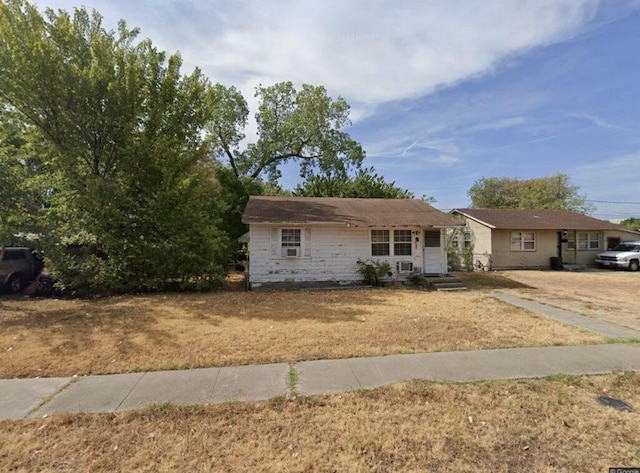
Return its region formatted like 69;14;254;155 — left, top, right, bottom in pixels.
283;247;300;257
397;261;413;273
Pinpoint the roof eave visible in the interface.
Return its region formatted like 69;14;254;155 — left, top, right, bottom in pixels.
451;210;496;229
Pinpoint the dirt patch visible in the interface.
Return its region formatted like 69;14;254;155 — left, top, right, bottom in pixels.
1;372;638;472
0;288;602;378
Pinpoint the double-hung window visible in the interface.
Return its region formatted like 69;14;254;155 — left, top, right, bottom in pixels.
463;232;472;248
578;232;599;250
371;230;390;256
511;231;536;251
567;232;600;250
281;228;301;257
394;230;412;256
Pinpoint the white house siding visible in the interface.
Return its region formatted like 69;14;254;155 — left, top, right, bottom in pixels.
248;225;432;287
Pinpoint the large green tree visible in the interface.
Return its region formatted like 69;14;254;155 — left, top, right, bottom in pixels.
206;81;366;243
0;108;31;244
0;0;229;293
620;217;640;231
293;167;414;199
208;81;365;183
467;174;593;214
0;106;52;246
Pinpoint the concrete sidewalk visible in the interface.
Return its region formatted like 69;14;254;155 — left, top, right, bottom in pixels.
2;344;638;420
1;293;639;420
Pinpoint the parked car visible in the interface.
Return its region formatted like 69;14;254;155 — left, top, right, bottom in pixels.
0;247;44;293
595;241;640;272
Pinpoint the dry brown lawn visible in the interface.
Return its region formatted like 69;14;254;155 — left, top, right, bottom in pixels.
0;287;602;378
490;270;640;331
1;372;638;472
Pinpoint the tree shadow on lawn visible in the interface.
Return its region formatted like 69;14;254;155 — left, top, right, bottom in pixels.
182;289;401;324
453;271;532;290
1;302;172;353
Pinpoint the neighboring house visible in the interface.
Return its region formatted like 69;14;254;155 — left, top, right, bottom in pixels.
450;208;640;270
242;196;463;289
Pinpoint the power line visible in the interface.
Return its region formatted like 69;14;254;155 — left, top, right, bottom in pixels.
587;199;640;205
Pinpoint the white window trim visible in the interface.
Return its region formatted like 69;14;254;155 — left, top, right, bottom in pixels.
280;228;302;258
510;231;536;252
393;229;413;257
463;232;472;249
567;232;600;251
370;229;391;257
370;228;415;257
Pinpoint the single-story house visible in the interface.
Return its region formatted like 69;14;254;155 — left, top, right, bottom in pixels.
450;208;640;270
242;196;463;288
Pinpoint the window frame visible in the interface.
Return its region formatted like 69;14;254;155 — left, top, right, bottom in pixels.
510;231;536;252
280;228;302;258
567;232;600;251
370;229;390;256
393;229;412;257
463;232;472;249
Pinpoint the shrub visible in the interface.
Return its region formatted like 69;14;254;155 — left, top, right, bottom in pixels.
357;259;392;286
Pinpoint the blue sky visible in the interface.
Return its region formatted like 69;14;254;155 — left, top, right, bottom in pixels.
31;0;640;220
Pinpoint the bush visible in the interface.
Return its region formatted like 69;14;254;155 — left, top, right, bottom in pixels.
357;259;392;286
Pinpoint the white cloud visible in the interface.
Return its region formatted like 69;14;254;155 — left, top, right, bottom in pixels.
466;116;527;133
189;0;602;107
434;154;461;166
566;113;627;130
573;152;640;218
33;0;602;111
574;152;640;195
365;133;459;160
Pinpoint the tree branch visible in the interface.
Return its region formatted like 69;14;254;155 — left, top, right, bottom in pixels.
217;126;239;178
249;150;322;180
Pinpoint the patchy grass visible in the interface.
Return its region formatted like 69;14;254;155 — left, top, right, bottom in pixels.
1;373;638;472
0;288;602;378
497;270;640;331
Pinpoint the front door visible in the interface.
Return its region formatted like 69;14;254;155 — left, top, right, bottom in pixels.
423;230;444;274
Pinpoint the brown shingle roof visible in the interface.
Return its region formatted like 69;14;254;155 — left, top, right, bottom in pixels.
243;197;463;227
452;208;619;230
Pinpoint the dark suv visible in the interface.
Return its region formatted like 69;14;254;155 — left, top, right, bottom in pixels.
0;247;44;293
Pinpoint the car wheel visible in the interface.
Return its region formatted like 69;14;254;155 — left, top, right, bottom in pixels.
6;274;23;293
629;260;639;272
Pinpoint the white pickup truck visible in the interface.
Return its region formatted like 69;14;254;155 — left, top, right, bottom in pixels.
595;241;640;272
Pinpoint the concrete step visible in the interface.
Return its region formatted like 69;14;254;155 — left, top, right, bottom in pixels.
412;275;467;291
433;282;467;291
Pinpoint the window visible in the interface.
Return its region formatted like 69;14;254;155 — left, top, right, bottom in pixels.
511;231;536;251
2;249;27;260
578;232;599;250
463;232;472;249
371;230;390;256
567;232;600;250
424;230;441;248
281;228;301;257
394;230;412;256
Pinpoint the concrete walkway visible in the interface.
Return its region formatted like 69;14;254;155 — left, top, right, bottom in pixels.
491;292;640;339
1;294;639;421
